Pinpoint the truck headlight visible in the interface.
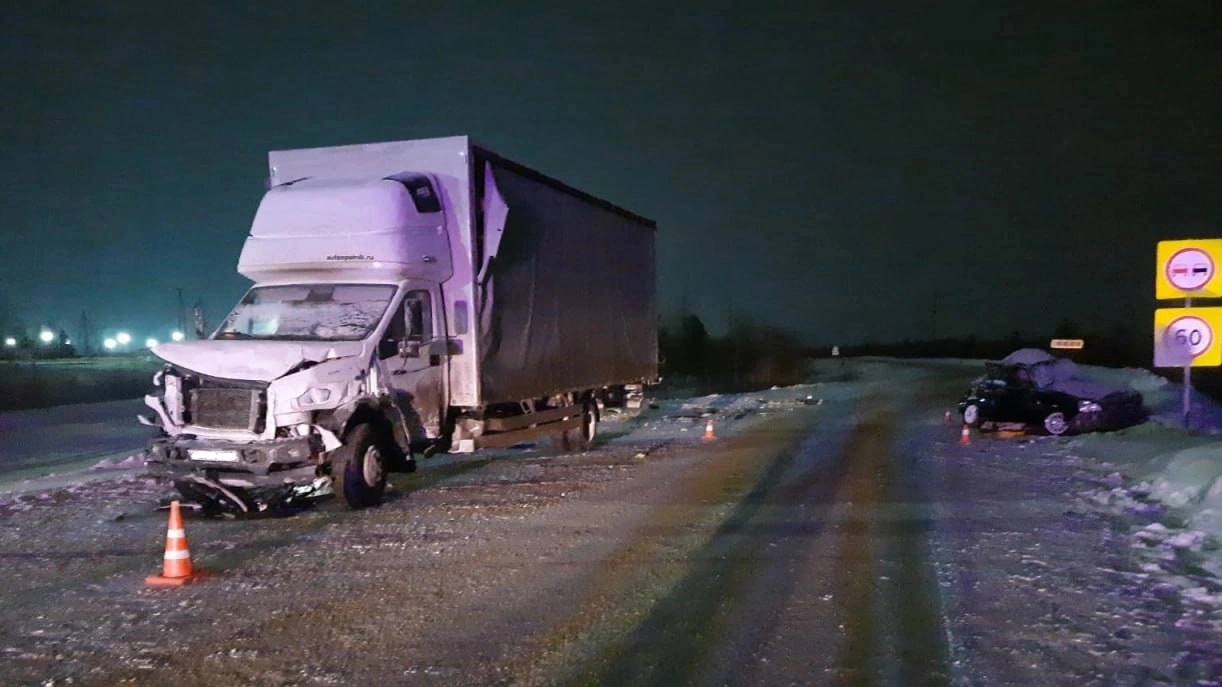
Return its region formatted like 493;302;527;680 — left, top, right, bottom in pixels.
1077;400;1102;413
292;387;333;410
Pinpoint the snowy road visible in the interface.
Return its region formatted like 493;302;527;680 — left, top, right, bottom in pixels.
0;398;154;482
1;360;1220;685
581;391;952;685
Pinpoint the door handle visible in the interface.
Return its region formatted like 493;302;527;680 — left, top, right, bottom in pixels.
392;370;408;376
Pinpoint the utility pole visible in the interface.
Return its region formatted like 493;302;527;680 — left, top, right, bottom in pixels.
78;310;92;356
192;300;206;339
726;300;739;387
931;288;940;341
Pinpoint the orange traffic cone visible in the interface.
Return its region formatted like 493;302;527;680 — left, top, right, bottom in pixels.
703;419;717;440
146;500;203;586
959;424;971;446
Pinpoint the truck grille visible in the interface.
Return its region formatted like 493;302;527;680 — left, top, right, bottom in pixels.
188;387;265;432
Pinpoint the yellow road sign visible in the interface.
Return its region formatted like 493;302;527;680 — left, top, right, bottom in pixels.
1049;339;1084;350
1154;307;1222;367
1157;239;1222;299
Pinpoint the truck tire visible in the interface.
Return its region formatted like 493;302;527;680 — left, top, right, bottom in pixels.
579;398;599;446
551;426;581;453
554;399;600;453
332;423;387;509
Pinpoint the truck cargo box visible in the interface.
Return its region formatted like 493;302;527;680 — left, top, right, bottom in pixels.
264;136;658;406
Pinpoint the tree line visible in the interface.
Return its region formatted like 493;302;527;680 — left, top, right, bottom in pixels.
658;314;809;391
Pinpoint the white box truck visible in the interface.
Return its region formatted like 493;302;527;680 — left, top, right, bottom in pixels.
141;136;657;511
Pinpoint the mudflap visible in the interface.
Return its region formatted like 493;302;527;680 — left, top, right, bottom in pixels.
171;475;321;519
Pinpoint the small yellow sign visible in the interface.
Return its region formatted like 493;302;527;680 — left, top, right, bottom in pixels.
1157;239;1222;299
1154;307;1222;367
1049;339;1084;350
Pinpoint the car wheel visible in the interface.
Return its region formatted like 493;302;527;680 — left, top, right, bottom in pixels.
1043;411;1069;436
962;403;982;427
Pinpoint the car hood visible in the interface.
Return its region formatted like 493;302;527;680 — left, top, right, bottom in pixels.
151;340;367;382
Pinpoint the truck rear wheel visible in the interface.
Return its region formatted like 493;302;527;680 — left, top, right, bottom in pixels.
580;399;599;446
555;399;600;453
332;423;387;509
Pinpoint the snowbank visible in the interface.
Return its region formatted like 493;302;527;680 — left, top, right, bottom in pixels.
1065;361;1222;545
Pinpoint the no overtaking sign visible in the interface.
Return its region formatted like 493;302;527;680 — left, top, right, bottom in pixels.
1157;239;1222;299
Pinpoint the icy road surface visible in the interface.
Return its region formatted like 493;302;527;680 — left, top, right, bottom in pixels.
0;360;1220;686
0;398;154;483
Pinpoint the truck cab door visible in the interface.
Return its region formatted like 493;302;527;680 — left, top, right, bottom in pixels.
379;288;448;448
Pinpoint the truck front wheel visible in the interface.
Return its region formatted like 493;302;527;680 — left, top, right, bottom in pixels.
331;423;387;509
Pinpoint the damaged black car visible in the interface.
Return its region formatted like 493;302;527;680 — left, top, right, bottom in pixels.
957;349;1147;435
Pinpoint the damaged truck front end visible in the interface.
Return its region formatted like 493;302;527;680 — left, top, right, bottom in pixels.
143;362;336;514
142;326;417;515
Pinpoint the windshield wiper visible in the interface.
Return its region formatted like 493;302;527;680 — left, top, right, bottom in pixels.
215;331;255;340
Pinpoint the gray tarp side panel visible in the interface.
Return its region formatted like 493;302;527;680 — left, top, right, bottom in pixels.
476;163;657;404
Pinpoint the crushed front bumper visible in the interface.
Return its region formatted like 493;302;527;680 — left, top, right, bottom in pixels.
146;434;325;488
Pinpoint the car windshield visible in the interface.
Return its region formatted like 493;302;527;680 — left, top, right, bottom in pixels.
215;284;395;342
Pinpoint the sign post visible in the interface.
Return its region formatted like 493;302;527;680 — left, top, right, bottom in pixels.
1183;298;1193;430
1155;239;1222;429
1185;298;1194;430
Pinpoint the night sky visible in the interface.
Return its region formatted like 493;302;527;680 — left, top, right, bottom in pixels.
2;2;1219;348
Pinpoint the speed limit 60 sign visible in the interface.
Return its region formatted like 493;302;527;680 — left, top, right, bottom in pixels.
1157;239;1222;299
1154;307;1222;367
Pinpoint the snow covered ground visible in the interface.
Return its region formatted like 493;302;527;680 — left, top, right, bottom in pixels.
1069;362;1222;547
1;357;1219;566
1;357;1221;683
935;356;1222;545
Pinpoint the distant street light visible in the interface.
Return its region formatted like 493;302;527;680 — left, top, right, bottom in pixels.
171;330;185;342
115;332;131;346
39;329;54;344
3;337;15;347
145;338;159;348
103;338;118;351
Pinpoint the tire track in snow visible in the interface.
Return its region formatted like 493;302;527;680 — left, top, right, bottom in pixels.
557;390;953;686
835;401;951;686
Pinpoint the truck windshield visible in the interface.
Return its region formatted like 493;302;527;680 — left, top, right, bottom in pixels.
215;284;396;341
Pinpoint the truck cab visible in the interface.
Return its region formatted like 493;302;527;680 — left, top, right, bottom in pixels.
144;174;457;512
